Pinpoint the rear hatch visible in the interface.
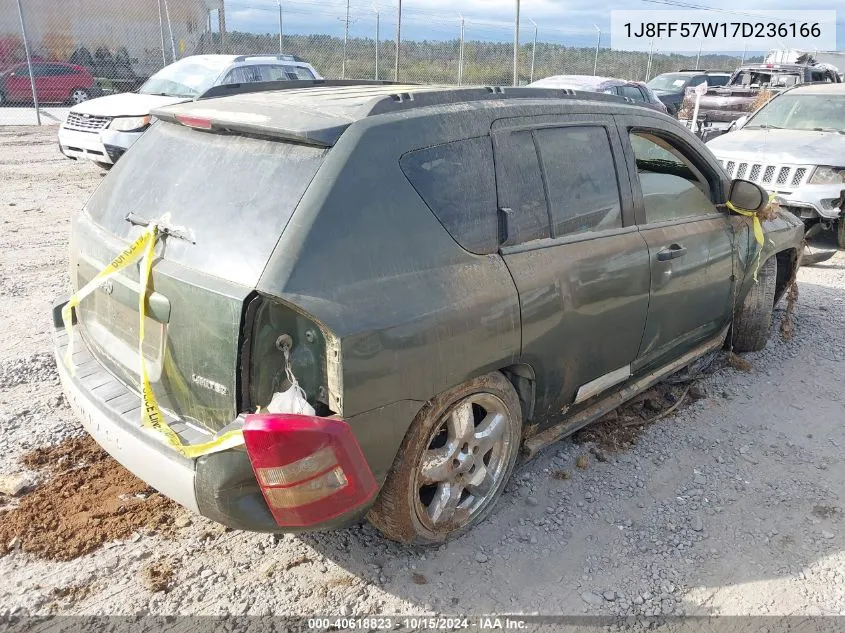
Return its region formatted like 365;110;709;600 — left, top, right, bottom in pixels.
71;120;326;430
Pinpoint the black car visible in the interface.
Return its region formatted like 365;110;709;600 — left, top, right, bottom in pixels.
647;70;731;115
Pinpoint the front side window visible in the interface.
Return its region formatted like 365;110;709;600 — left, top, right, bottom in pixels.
534;126;622;237
400;137;499;255
629;131;716;224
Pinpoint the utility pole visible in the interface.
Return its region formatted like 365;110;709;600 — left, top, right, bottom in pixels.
458;14;465;85
528;18;537;84
513;0;520;86
394;0;402;82
593;25;601;75
157;0;167;65
695;39;702;69
373;4;379;80
15;0;39;125
342;0;350;79
279;0;285;55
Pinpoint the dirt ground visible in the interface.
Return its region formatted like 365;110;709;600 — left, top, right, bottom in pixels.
2;126;845;622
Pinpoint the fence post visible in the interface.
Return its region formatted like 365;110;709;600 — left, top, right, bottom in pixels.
593;25;601;75
458;15;464;85
157;0;167;65
15;0;40;126
278;2;283;54
163;0;177;61
373;5;379;80
342;0;350;78
219;3;227;54
695;39;702;70
528;18;537;84
513;0;520;86
394;0;402;82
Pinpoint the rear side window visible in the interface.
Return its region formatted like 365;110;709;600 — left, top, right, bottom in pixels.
85;122;326;286
492;130;550;245
400;137;499;255
534;126;622;237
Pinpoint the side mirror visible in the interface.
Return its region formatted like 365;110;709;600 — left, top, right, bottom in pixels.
732;115;749;130
728;179;767;212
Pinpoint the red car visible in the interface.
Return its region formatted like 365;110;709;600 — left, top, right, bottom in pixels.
0;61;95;106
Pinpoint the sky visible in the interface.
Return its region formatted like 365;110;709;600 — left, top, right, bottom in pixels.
222;0;843;52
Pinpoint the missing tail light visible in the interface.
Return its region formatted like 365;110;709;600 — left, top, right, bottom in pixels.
243;414;377;527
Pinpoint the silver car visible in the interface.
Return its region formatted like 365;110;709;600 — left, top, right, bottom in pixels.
707;83;845;248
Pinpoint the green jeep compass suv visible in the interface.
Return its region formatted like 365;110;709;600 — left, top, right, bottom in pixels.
54;81;804;543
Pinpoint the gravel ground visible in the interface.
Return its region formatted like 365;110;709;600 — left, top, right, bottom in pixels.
2;126;845;620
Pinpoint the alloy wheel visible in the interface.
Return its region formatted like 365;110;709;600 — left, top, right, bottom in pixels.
414;392;515;531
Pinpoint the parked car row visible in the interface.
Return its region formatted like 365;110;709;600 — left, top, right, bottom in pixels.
57;53;322;168
53;77;805;543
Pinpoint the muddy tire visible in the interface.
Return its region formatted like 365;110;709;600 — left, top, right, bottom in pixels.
837;218;845;250
730;256;777;353
368;372;522;544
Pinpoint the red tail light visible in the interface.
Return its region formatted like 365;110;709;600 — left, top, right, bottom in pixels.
243;414;378;527
176;114;213;130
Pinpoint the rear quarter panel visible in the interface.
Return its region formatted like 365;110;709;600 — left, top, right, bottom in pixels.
258;112;522;423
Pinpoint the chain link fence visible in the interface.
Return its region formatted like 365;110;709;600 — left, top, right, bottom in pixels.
0;0;750;124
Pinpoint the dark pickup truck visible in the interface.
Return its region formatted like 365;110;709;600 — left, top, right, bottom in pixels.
690;62;841;124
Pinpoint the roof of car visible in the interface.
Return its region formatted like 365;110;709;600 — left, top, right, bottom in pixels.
786;82;845;95
178;53;308;65
153;82;651;147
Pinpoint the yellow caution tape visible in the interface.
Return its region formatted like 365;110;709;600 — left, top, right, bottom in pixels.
63;224;244;458
726;195;774;283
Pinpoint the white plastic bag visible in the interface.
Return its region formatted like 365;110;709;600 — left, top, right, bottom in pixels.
266;385;315;416
263;350;315;416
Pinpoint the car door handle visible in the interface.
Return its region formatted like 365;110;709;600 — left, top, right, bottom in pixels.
657;244;687;261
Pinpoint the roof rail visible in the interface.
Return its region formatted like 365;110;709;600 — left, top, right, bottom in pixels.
678;69;731;73
196;80;637;109
197;79;408;100
231;53;306;64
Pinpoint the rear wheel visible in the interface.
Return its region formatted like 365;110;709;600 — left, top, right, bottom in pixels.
730;256;777;353
0;91;6;107
368;372;522;544
69;88;90;105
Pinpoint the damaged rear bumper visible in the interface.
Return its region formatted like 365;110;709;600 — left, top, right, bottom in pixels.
52;303;370;533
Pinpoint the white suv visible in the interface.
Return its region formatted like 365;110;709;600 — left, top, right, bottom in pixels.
58;54;322;168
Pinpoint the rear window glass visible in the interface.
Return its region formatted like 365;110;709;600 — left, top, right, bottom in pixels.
85;122;326;286
400;137;499;255
492;130;550;245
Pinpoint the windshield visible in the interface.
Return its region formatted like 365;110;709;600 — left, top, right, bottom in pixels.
745;94;845;132
139;58;230;98
646;74;690;91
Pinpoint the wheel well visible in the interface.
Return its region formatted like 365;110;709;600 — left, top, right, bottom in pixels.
774;249;799;305
499;363;536;423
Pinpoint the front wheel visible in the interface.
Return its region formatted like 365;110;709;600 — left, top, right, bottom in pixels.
68;88;90;105
730;256;777;353
368;372;522;544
